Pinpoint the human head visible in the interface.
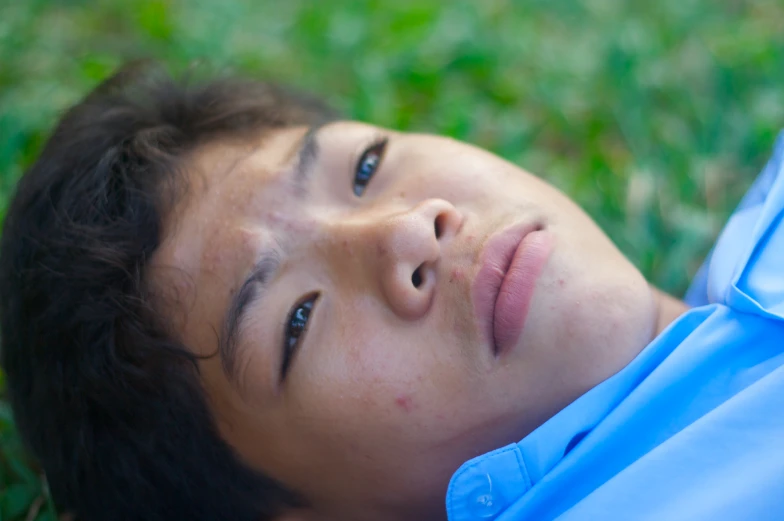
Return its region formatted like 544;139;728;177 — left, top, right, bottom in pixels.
1;63;665;521
0;62;337;521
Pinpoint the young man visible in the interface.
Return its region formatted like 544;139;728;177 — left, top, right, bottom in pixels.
1;64;782;521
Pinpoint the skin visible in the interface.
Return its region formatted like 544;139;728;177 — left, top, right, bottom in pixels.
150;121;688;521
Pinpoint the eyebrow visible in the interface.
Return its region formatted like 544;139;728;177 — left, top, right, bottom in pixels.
218;123;325;383
291;122;323;197
220;252;279;382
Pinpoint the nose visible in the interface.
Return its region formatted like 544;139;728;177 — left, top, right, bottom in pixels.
350;198;462;319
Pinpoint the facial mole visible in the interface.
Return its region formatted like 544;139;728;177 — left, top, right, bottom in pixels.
395;394;414;412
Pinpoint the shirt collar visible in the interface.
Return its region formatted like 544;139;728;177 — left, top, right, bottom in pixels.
446;316;697;521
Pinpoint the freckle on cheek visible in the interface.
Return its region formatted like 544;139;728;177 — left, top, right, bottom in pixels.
394;394;414;412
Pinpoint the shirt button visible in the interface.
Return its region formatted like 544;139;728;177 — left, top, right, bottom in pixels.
465;473;505;519
468;492;503;519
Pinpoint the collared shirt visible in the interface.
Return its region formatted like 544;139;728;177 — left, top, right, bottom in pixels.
446;131;784;521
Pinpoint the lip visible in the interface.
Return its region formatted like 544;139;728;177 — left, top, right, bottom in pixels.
471;222;553;357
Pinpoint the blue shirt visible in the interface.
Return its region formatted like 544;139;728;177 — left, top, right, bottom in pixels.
446;131;784;521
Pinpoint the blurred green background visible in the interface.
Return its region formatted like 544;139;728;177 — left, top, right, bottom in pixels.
1;0;783;519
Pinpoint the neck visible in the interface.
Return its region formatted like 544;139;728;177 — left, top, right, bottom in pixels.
651;286;690;339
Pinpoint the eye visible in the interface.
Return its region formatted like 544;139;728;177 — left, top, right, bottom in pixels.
353;137;388;196
281;293;319;379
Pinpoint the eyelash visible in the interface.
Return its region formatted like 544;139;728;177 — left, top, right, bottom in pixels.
353;137;388;196
281;293;319;379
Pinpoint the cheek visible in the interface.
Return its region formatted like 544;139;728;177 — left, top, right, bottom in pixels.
295;302;469;435
398;146;500;200
306;333;429;424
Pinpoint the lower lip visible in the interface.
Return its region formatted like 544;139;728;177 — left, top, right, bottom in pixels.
492;230;553;356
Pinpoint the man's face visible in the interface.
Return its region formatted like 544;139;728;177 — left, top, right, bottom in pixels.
152;121;657;520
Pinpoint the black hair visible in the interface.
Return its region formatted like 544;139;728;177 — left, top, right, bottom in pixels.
0;61;338;521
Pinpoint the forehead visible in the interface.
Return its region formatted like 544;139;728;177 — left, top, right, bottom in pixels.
148;125;308;353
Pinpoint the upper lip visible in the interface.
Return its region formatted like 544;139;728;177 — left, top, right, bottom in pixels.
470;221;539;354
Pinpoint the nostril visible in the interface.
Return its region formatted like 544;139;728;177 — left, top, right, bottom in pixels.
434;213;446;239
412;265;424;288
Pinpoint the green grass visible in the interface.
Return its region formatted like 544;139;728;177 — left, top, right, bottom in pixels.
1;0;783;518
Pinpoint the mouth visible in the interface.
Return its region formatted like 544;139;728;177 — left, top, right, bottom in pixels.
471;221;553;357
